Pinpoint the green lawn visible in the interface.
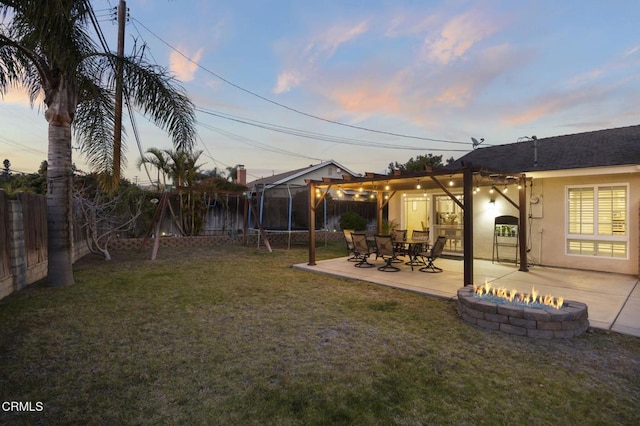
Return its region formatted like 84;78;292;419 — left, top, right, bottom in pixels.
1;243;639;425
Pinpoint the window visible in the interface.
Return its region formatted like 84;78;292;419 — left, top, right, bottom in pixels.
566;185;627;258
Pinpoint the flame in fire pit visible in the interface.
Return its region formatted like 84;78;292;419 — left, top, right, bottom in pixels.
473;281;564;309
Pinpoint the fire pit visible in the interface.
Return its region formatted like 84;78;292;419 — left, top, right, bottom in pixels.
457;284;589;338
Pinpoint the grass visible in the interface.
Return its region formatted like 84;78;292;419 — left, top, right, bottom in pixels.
1;242;639;425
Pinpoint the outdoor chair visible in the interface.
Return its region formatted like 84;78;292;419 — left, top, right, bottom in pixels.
411;229;430;251
419;235;447;273
351;232;375;268
390;228;408;260
374;234;400;272
342;229;360;262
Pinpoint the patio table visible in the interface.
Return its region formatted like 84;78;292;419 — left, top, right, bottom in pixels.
401;238;430;271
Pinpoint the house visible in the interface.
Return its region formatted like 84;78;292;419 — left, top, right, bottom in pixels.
446;125;640;275
305;125;640;279
246;160;369;230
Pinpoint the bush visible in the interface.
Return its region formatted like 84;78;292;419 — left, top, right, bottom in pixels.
339;211;367;231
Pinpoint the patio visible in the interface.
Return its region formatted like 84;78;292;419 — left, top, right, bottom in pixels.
294;256;640;338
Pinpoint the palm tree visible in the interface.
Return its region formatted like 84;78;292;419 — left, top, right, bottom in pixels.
164;149;203;235
226;165;239;183
137;147;170;191
0;1;196;286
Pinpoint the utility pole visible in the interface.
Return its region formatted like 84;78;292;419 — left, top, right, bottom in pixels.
113;0;126;186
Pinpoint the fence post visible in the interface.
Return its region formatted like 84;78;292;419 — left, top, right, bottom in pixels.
9;200;27;291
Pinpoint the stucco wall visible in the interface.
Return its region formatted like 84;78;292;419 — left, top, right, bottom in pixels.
386;172;639;275
530;174;639;275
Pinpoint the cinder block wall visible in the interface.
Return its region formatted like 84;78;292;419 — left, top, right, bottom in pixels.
109;230;344;251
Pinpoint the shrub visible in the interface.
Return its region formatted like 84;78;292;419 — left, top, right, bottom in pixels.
339;211;367;231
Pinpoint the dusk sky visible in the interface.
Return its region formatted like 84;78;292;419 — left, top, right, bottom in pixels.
1;0;639;185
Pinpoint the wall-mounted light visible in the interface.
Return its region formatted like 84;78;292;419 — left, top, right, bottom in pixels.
489;198;496;206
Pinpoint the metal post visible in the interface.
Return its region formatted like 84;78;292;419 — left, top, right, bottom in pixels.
308;182;316;265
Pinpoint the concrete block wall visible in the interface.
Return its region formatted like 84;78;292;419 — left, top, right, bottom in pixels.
109;229;344;252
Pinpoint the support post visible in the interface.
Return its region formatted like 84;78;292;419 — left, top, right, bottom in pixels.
242;196;248;246
463;166;474;286
308;182;316;265
376;192;383;234
518;175;529;272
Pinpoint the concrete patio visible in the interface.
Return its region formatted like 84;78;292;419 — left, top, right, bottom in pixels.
293;256;640;338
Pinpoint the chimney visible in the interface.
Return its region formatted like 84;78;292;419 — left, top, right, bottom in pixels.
237;165;246;185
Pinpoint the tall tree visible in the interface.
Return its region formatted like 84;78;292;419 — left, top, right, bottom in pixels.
388;154;444;175
225;164;241;183
0;1;196;286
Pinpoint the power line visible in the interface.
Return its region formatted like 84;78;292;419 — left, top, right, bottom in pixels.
197;121;324;162
0;135;47;156
130;17;470;145
196;107;473;153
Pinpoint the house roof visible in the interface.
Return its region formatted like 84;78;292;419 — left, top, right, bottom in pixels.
446;125;640;173
247;160;357;190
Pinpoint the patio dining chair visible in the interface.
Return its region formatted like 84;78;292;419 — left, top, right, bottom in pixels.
342;229;360;262
374;234;401;272
390;228;408;260
351;232;375;268
419;235;447;273
411;229;430;251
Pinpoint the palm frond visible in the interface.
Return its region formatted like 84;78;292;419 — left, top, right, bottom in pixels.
113;52;196;151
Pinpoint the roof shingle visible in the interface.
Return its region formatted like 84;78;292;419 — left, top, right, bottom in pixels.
447;125;640;173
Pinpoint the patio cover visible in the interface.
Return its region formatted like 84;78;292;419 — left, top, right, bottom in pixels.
305;163;529;286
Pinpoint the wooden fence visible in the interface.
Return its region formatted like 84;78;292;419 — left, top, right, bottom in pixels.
0;191;10;279
18;193;48;268
0;192;90;300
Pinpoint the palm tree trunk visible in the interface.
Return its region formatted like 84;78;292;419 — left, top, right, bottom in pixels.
45;87;76;287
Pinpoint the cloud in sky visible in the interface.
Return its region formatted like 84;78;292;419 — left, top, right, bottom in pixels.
2;0;639;181
170;47;204;81
273;20;369;94
423;8;501;64
1;86;40;107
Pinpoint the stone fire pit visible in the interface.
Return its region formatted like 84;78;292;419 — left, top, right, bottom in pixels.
457;286;589;338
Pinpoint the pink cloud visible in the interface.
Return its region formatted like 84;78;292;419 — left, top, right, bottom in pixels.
169;47;203;82
1;86;40;106
503;89;606;126
424;9;500;64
